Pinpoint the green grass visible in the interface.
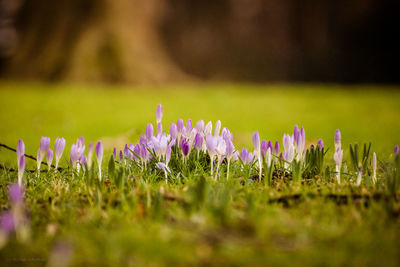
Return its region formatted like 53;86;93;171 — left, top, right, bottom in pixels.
1;81;400;266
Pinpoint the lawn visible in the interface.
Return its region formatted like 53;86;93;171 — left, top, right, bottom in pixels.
0;82;400;266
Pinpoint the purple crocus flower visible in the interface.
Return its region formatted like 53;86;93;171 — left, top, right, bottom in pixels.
16;139;25;165
157;122;163;135
317;139;324;149
261;140;268;157
333;147;343;184
46;149;54;169
194;133;203;150
196;120;205;133
334;129;341;149
96;141;104;181
124;144;129;159
170;123;178;140
70;144;79;169
113;148;117;160
81;155;88;171
205;121;212;136
156;104;163;124
267;141;273;154
54;137;66;169
395;145;399;156
274;141;279;155
206;134;218;176
214;120;221;137
181;139;190;157
252;131;262;180
252;132;260;152
37;136;51;171
146;124;154;140
119;150;123;163
9;183;24;204
0;212;14;234
293;125;300;145
18;156;25;186
177;119;184;135
240;148;249;163
186;119;192;135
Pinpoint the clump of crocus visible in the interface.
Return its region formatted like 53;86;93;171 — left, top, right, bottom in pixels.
372;152;377;184
96;141;104;181
333;129;343;184
46;149;53;170
37;136;50;173
54;137;66;170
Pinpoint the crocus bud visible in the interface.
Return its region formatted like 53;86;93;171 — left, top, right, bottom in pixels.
96;141;104;181
46;149;53;169
185;119;192;134
157;122;163;135
70;144;79;169
146;124;154;140
225;139;234;159
17;156;25;186
395;145;399;156
293;125;300;145
54;137;66;169
169;123;177;140
16;139;25;165
9;183;24;204
240;148;249;163
267;141;273;154
113;148;117;160
81;155;88;171
156;104;163;123
119;150;123;163
194;133;203;150
181;140;190;157
334;129;341;148
205;121;212;135
38;137;51;170
317;139;324;149
252;132;260;152
214;120;221;137
274;141;280;155
261;140;268;157
196;120;205;133
176;119;184;135
206;134;217;157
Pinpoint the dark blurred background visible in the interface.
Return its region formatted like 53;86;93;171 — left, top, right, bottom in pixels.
0;0;399;84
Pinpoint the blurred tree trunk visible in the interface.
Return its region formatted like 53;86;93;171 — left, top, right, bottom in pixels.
6;0;187;83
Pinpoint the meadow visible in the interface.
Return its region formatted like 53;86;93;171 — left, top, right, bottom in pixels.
0;82;400;266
